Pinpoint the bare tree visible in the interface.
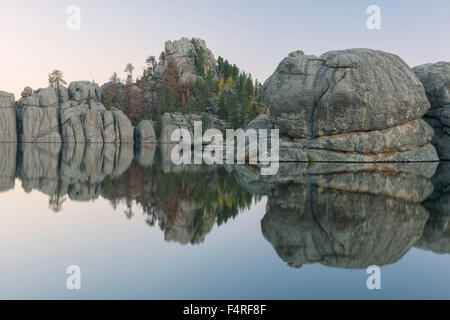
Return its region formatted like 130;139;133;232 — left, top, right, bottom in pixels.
48;70;67;88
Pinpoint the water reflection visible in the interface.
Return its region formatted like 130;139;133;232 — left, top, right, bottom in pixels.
0;143;448;269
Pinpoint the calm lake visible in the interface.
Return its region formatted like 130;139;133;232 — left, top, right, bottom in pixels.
0;143;449;299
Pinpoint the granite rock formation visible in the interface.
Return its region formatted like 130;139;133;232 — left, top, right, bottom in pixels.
15;81;134;144
262;49;439;162
413;62;450;159
16;87;62;143
0;91;17;142
135;120;156;143
155;37;217;83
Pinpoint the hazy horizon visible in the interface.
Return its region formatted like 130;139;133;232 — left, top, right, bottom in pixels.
1;0;449;98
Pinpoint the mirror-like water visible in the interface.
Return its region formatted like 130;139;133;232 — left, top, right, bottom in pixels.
0;143;448;299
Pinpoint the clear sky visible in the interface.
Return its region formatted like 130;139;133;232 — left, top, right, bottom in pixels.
0;0;449;97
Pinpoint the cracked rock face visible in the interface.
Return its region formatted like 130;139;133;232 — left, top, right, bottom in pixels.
68;81;102;102
413;61;450;160
262;49;438;161
0;91;17;142
60;82;134;144
16;87;62;143
135;120;156;143
155;37;217;83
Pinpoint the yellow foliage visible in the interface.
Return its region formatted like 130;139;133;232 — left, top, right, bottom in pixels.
225;196;233;208
224;76;234;88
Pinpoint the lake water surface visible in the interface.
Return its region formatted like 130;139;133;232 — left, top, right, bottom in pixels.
0;143;449;299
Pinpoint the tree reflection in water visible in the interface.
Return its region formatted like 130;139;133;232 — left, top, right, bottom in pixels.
0;142;448;267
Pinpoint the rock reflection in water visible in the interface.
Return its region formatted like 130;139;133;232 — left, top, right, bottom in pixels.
0;142;449;269
416;162;450;254
0;143;255;245
252;162;446;269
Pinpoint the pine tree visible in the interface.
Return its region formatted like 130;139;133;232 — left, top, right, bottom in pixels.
48;70;67;88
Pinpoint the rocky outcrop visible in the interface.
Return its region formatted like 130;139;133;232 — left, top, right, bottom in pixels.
155;37;216;83
0;91;17;142
60;82;134;144
14;81;133;144
68;81;102;102
135;120;157;167
262;49;438;162
160;112;227;144
16;87;62;143
413;62;450;159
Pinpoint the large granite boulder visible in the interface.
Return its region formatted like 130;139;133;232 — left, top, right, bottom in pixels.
262;49;438;162
155;37;216;83
413;61;450;159
16;87;61;143
0;91;17;142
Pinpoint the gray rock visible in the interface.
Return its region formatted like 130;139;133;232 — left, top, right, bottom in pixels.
60;101;88;143
245;114;271;131
0;91;15;108
19;106;61;143
304;119;434;153
58;86;69;103
21;87;33;98
155;37;216;83
102;111;116;143
136;144;156;167
279;139;438;162
413;61;450;160
36;87;59;107
160;112;227;144
83;109;104;143
413;62;450;109
68;81;102;102
264;49;430;138
113;109;134;143
135;120;156;143
0;91;17;142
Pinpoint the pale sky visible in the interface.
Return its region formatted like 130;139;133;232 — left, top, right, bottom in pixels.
0;0;449;98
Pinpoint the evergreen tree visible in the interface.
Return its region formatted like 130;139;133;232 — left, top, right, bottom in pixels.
48;70;67;88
